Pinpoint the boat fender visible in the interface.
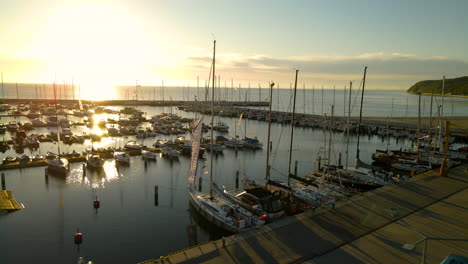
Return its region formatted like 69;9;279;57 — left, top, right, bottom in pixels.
74;229;83;244
93;200;100;209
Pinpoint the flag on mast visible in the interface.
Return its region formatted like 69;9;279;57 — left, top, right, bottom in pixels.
188;118;203;185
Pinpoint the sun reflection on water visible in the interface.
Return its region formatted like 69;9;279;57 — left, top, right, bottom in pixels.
66;160;121;189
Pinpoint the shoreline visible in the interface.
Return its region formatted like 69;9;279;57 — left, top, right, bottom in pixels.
407;92;468;98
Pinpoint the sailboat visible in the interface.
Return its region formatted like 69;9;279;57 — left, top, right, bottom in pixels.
332;67;395;186
264;72;334;207
188;41;264;233
46;83;69;177
224;113;244;149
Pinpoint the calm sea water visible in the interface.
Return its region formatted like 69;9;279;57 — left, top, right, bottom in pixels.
1;83;468;117
0;89;465;263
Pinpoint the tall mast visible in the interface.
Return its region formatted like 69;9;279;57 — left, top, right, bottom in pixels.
321;85;324;115
327;104;334;171
355;66;367;164
345;82;352;169
210;40;216;198
265;82;275;185
16;83;19;104
441;76;445;118
312;85;314;115
287;70;299;186
303;83;306;114
416;92;421;162
429;89;434;156
1;72;4;99
53;83;61;156
277;83;280;111
439;76;446;153
344;85;347;117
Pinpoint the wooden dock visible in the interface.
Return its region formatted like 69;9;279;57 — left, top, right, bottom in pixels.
140;164;468;264
0;155;87;171
0;190;23;211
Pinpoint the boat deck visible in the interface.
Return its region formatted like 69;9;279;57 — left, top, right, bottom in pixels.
140;163;468;264
0;190;23;211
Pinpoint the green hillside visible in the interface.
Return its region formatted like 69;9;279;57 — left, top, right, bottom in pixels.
407;76;468;96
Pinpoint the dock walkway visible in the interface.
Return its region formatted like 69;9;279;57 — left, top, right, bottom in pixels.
141;164;468;264
0;190;23;211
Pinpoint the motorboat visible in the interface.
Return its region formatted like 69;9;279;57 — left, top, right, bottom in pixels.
242;137;263;149
114;152;130;165
86;154;105;168
212;122;229;132
161;147;180;159
108;126;119;136
31;119;46;127
224;139;244;149
142;150;157;161
124;140;142;150
46;157;69;176
136;127;146;138
7;121;18;132
26;136;40;149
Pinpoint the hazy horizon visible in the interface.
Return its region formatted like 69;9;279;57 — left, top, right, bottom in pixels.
1;0;468;92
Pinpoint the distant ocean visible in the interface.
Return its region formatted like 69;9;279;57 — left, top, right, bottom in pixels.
1;83;468;117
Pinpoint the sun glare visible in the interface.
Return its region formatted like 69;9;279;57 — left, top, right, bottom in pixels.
33;3;172;94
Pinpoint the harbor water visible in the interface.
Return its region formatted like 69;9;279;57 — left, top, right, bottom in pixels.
0;88;467;263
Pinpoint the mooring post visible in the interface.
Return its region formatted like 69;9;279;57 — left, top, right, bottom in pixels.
1;172;5;190
317;156;322;171
235;170;239;189
154;185;159;207
294;160;298;177
338;152;342;166
198;177;202;192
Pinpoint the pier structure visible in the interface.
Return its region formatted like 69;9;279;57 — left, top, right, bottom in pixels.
0;190;23;211
140;164;468;264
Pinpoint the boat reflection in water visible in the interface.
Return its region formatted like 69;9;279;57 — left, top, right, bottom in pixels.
187;203;232;244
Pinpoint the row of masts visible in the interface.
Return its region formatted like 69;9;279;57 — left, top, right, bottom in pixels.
0;73;455;119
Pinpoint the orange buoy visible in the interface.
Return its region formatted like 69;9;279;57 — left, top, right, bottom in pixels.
74;228;83;245
93;195;100;209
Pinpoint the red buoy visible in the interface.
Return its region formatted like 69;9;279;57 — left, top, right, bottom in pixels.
74;229;83;245
93;195;100;209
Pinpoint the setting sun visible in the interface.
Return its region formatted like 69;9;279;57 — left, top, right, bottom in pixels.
24;2;173;88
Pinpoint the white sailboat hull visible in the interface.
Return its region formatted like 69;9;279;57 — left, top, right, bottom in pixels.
188;190;241;233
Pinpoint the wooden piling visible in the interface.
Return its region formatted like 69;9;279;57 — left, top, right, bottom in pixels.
294;160;298;177
154;186;159;206
1;173;5;190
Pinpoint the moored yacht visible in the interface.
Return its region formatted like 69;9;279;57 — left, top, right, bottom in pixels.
114;152;130;165
46;157;69;176
86;154;105;168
